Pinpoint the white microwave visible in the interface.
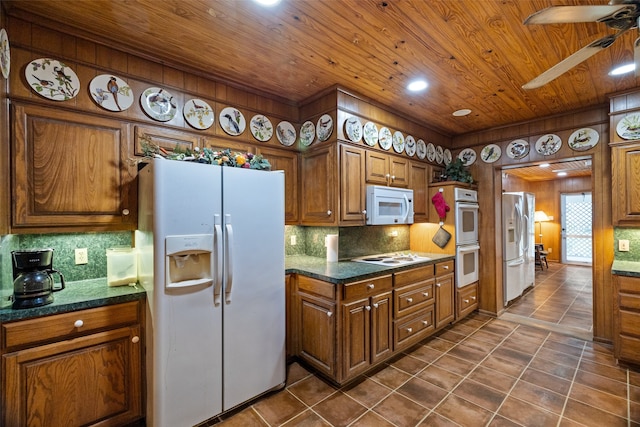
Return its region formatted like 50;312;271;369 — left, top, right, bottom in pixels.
366;185;414;225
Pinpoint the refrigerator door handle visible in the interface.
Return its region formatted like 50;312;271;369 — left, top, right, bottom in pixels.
213;215;223;306
225;214;234;303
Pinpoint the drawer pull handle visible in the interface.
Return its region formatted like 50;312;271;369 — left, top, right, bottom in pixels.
373;303;379;308
443;265;449;270
471;296;476;301
407;297;413;303
422;321;429;326
422;292;429;297
74;320;84;328
327;311;333;317
464;299;470;304
436;283;441;288
366;305;371;311
406;327;413;333
367;283;375;289
132;336;140;344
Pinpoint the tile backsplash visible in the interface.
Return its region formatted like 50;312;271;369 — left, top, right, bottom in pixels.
614;227;640;261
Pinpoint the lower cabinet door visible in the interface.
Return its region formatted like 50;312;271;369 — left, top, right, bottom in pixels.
370;292;393;364
2;326;142;427
299;293;336;377
342;298;371;379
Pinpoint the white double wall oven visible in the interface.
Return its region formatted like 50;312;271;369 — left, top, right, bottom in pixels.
454;188;480;288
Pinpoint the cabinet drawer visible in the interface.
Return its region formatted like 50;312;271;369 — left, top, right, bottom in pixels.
620;310;640;336
435;260;454;276
394;308;434;349
394;265;434;288
457;282;478;318
298;275;335;300
618;275;640;294
620;293;640;310
394;280;434;318
2;301;140;349
618;334;640;363
343;275;392;301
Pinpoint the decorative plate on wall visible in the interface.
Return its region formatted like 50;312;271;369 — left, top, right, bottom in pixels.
568;128;599;151
316;114;333;141
506;139;529;159
426;142;436;162
416;139;427;159
276;121;296;146
299;120;315;146
184;99;214;129
90;74;134;112
219;107;246;136
141;87;177;121
26;58;80;101
535;134;562;155
379;127;392;150
435;145;444;164
405;135;416;157
344;116;362;143
480;144;501;163
363;121;378;147
458;148;476;165
249;114;273;141
443;148;452;165
392;131;405;153
0;28;10;79
617;113;640;140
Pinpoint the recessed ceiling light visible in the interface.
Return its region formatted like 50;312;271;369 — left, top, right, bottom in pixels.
453;109;472;117
557;171;567;176
610;63;635;76
253;0;281;6
407;80;428;92
540;163;550;168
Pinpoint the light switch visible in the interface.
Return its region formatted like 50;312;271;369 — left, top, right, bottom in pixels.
619;239;630;252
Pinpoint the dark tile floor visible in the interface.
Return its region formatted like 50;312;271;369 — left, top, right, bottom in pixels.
211;263;639;427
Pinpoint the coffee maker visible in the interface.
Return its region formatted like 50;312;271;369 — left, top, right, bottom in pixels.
11;248;65;309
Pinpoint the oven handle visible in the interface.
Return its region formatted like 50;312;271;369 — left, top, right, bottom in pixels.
457;244;480;253
455;203;479;210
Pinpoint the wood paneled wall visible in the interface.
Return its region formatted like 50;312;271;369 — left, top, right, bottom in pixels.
453;106;613;342
0;8;8;235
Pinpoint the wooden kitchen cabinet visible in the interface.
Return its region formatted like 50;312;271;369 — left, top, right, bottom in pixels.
1;301;143;427
339;144;367;224
409;161;430;222
365;151;408;187
257;147;300;224
435;260;455;328
393;265;436;350
300;145;337;225
11;103;137;233
613;275;640;364
341;275;392;379
457;282;479;319
611;142;640;225
134;124;199;156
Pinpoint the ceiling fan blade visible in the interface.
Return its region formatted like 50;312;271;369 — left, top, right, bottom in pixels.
635;37;640;78
522;35;618;90
524;5;632;24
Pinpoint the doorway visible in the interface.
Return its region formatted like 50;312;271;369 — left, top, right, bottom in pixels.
561;192;593;266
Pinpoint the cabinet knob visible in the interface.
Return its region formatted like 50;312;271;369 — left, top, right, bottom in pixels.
373;303;379;309
406;327;413;333
362;209;367;215
132;336;140;343
367;283;375;289
366;305;371;311
407;297;413;303
471;296;476;301
443;265;449;270
464;299;470;304
327;311;333;317
436;283;441;288
122;209;130;216
386;173;390;178
327;210;332;216
74;319;84;328
391;175;396;180
422;292;429;297
422;320;429;326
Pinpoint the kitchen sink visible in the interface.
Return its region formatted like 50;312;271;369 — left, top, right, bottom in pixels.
351;253;431;267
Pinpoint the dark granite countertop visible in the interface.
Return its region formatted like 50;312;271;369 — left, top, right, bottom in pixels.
285;253;455;284
0;278;146;323
612;260;640;278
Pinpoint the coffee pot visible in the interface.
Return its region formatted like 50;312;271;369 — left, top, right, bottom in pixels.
11;248;65;309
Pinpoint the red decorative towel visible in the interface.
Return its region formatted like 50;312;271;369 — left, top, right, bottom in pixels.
431;191;450;219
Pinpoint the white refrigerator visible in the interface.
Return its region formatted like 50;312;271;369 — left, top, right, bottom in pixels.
502;192;535;305
137;158;286;427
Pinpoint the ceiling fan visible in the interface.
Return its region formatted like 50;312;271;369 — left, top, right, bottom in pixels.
522;0;640;89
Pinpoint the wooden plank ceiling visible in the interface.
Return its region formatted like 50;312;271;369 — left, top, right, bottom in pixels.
4;0;639;136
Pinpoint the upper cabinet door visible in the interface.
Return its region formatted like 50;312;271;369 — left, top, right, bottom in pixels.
12;104;136;232
612;143;640;225
300;145;337;225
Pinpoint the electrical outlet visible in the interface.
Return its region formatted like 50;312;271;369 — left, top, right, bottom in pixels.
75;248;88;265
290;235;297;246
547;247;552;253
619;239;630;252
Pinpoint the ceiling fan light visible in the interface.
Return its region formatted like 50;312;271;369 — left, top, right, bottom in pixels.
407;80;428;92
540;163;550;168
253;0;281;6
609;63;635;76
